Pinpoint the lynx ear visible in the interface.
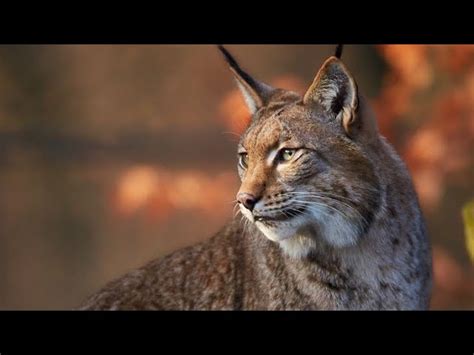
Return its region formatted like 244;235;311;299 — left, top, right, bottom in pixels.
303;56;359;135
218;45;274;114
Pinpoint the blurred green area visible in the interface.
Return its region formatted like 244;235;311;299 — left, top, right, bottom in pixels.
463;201;474;263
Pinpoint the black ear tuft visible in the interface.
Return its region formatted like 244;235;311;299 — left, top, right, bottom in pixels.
217;45;235;65
335;44;344;59
217;45;254;86
217;45;274;114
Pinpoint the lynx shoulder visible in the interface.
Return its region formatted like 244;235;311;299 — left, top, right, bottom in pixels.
80;46;432;310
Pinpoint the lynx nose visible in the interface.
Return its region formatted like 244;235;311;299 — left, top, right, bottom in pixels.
237;192;259;211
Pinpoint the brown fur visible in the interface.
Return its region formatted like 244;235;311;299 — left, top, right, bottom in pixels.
79;48;432;310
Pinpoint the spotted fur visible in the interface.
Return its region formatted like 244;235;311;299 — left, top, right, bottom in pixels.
79;47;432;310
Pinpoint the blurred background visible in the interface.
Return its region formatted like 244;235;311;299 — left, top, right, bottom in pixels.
0;45;472;309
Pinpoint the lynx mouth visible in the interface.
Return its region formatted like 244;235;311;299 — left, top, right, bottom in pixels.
253;207;307;223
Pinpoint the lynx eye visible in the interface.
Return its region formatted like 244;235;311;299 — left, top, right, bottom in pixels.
238;153;249;169
278;148;297;162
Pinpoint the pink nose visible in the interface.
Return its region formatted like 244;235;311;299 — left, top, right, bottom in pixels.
237;192;259;211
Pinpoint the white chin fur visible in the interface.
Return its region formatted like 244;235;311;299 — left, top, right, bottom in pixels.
254;214;316;259
240;204;361;258
255;217;317;259
255;221;297;242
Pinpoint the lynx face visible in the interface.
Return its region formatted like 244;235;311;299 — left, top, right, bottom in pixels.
220;47;382;257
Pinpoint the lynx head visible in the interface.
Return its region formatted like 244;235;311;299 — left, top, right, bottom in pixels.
219;46;382;258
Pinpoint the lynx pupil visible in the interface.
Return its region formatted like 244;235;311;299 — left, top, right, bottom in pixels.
239;153;249;169
280;149;295;162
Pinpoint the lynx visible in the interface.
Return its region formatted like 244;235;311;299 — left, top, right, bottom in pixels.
80;45;432;310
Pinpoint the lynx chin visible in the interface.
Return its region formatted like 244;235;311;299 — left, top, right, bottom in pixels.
80;45;432;310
